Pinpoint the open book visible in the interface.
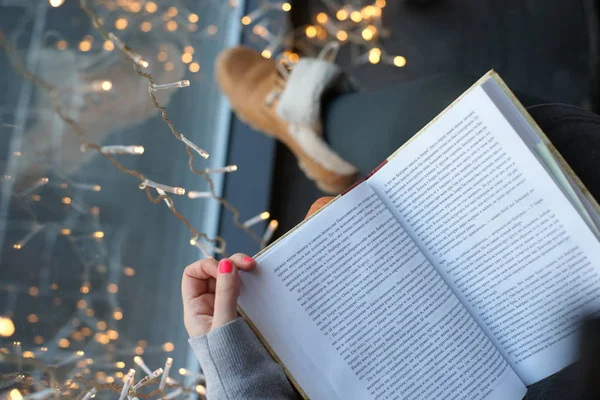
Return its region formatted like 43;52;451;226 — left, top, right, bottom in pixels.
238;71;600;400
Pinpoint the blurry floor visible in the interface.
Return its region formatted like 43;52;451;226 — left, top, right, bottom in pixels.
269;0;596;238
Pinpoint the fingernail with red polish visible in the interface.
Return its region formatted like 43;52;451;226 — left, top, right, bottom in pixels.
243;256;254;263
219;259;233;274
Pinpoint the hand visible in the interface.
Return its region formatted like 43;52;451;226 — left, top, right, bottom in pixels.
182;254;257;337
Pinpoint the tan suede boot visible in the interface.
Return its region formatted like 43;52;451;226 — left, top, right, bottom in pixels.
215;46;359;194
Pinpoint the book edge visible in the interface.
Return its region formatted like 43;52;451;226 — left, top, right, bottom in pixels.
488;71;600;221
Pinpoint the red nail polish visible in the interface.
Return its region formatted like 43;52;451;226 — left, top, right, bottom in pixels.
243;256;254;263
219;259;233;274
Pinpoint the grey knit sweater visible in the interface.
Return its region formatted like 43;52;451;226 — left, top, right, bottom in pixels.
189;318;298;400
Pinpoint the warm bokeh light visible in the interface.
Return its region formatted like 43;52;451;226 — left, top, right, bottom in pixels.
140;21;152;32
316;12;328;24
62;197;72;205
362;28;374;41
157;51;168;62
49;0;65;7
162;342;175;352
80;283;90;294
103;40;114;51
305;25;317;38
368;50;381;64
101;80;112;91
97;321;107;330
336;9;348;21
123;267;136;276
113;309;123;320
189;62;200;73
394;56;407;67
282;2;291;11
164;61;175;71
27;314;38;323
0;316;15;337
145;1;157;13
181;53;193;64
184;45;195;55
350;10;362;22
115;18;128;30
28;287;39;297
167;6;178;17
56;40;68;50
207;25;218;35
376;0;386;7
108;330;119;340
196;385;207;395
93;231;104;239
9;389;22;400
78;40;92;52
58;338;70;348
135;346;144;355
32;195;41;202
33;335;44;344
76;299;87;310
22;351;34;359
336;30;348;41
107;283;118;294
166;20;178;31
241;16;251;25
60;228;71;235
188;13;199;23
261;50;272;59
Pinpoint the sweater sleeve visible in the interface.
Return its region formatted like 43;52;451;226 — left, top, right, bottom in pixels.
188;317;299;400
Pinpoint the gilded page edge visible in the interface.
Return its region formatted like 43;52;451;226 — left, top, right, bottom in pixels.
487;71;600;220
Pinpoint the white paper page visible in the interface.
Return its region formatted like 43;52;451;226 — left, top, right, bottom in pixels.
240;182;526;400
368;85;600;385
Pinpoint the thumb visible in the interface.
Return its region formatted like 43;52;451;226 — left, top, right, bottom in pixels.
212;259;240;330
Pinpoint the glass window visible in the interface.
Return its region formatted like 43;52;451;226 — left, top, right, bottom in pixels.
0;0;244;397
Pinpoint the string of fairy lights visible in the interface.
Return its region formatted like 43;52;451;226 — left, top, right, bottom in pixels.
0;0;402;399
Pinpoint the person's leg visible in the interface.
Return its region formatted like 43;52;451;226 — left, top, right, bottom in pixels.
324;73;545;177
324;74;600;201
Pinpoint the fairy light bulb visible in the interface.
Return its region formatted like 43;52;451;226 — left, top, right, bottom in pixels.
393;56;407;67
281;2;291;11
0;316;15;337
118;369;135;400
179;134;209;159
159;358;173;391
139;179;185;196
151;80;190;91
204;165;238;174
243;211;270;227
133;368;163;390
95;145;145;155
261;49;272;59
49;0;64;7
108;33;148;68
187;191;212;199
262;220;279;246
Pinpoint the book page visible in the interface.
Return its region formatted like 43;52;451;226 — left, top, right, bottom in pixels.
240;182;526;400
368;83;600;385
